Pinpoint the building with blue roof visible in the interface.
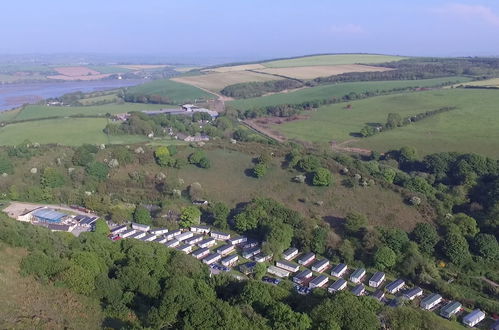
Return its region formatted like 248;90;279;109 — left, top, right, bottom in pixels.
32;208;67;223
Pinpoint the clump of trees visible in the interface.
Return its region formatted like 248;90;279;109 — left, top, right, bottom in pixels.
221;79;303;98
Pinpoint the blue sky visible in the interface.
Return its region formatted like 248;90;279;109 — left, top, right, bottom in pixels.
1;0;499;62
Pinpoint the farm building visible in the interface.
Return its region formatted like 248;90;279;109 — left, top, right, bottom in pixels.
185;234;204;245
386;279;405;294
267;265;290;278
177;244;194;254
111;225;127;235
131;222;150;232
439;301;462;319
351;284;365;296
221;254;238;267
282;247;299;260
298;252;315;265
420;293;442;310
369;272;385;288
150;228;169;235
254;252;272;263
176;231;195;242
293;269;313;284
165;229;182;240
217;244;236;256
309;275;329;289
211;231;230;240
311;259;330;273
130;231;146;239
32;208;67;223
349;268;366;283
403;287;423;300
372;290;385;301
140;234;157;242
330;263;348;277
242;247;261;259
462;309;485;327
182;104;219;118
153;236;168;244
229;236;247;245
120;229;136;238
190;225;211;234
328;278;347;293
275;260;300;273
203;253;222;265
164;239;180;248
192;247;211;259
198;238;216;248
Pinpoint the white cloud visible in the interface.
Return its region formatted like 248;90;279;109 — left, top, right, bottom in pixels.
329;24;365;35
433;3;499;27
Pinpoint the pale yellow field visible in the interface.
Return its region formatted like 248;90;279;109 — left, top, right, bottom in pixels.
171;71;276;92
254;64;392;79
117;64;169;70
174;66;201;72
459;78;499;87
204;63;266;73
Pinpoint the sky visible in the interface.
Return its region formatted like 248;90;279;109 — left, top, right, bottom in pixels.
1;0;499;63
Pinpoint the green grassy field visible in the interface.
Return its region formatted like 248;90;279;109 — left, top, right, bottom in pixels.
272;88;499;158
126;79;215;103
263;54;406;68
0;244;103;329
228;77;471;110
0;118;148;146
8;103;172;122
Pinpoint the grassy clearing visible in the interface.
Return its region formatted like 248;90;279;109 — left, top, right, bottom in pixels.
0;244;103;329
172;71;277;92
263;54;406;68
271;88;499;158
0;108;21;122
163;148;427;231
0;118;148;146
78;93;119;105
229;77;471;111
254;64;391;80
10;103;172;122
126;79;214;103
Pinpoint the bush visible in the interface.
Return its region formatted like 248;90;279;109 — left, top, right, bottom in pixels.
312;168;332;186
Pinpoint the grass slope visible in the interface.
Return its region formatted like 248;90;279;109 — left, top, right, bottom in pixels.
0;244;103;329
0;118;148;146
263;54;406;68
229;77;471;110
10;103;173;122
126;79;214;103
272;88;499;158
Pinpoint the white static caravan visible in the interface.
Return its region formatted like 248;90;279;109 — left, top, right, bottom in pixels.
165;229;182;241
229;236;247;245
368;272;385;288
221;254;238;267
268;265;290;278
293;269;313;284
120;229;137;238
311;259;330;273
254;253;272;263
203;253;222;265
192;247;211;260
131;222;150;232
198;238;216;249
131;231;146;239
185;234;204;245
275;260;300;273
242;247;261;259
351;284;365;296
386;279;405;294
328;278;348;293
282;247;298;260
309;275;329;289
297;252;315;265
210;231;231;240
462;309;485;328
177;244;194;254
153;236;168;244
349;268;366;284
420;293;442;310
164;239;180;248
140;234;157;242
190;225;211;234
111;225;127;235
150;228;169;236
176;231;194;242
217;244;236;256
404;287;423;301
330;263;348;278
